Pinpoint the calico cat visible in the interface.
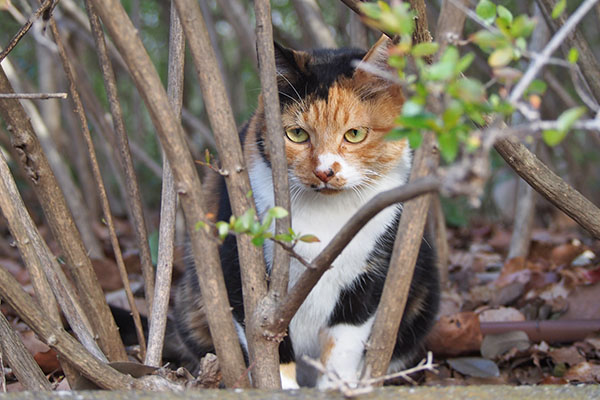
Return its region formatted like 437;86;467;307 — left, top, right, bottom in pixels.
171;37;439;388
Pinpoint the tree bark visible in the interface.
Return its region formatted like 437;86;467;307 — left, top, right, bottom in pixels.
0;65;127;362
88;0;249;387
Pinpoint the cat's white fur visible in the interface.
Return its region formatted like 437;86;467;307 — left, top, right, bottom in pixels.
248;144;412;388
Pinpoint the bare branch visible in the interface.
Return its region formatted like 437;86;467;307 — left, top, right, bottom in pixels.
536;0;600;103
146;0;185;368
0;92;66;99
509;0;600;104
0;311;51;390
0;0;58;63
0;65;127;362
48;16;148;359
89;0;249;386
84;0;155;320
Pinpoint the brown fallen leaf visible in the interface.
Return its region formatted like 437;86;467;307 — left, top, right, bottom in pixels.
91;257;123;292
549;346;586;367
426;312;482;357
33;349;61;374
563;361;600;383
478;307;525;323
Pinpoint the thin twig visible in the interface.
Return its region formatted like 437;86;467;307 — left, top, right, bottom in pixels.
0;65;127;362
0;92;67;99
509;0;600;104
146;0;184;368
48;17;147;358
0;0;57;63
91;0;249;386
0;308;51;391
84;0;155;321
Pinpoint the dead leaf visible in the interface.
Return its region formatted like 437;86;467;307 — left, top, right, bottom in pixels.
563;361;600;383
426;312;482;357
33;349;60;374
478;307;525;323
481;331;530;360
550;243;582;266
447;357;500;378
559;282;600;320
91;257;123;292
549;346;585;366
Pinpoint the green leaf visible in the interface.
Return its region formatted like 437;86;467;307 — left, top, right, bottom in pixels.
412;42;439;57
488;47;513;67
438;131;459;162
442;101;463;129
148;230;158;266
471;30;508;51
456;53;475;74
552;0;566;19
274;233;294;242
246;189;253;198
476;0;496;24
510;15;536;38
195;221;206;231
234;208;255;233
267;206;289;219
568;48;579;64
251;235;266;247
556;106;586;132
216;221;229;240
299;234;320;243
542;129;567;146
526;79;547;95
496;5;513;25
407;130;423;148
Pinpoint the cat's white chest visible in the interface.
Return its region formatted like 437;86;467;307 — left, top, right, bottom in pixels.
287;201;396;358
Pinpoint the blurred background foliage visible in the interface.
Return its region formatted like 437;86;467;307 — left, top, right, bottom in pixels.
1;0;599;235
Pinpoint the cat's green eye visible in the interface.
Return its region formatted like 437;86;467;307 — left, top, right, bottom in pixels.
344;128;367;143
285;127;309;143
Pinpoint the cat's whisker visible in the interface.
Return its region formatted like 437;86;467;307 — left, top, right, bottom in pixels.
277;72;303;104
278;90;302;108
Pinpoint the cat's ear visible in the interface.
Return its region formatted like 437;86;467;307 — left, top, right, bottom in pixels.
273;42;310;86
353;36;399;95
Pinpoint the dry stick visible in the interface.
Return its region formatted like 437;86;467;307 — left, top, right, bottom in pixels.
0;66;127;362
89;0;249;387
509;0;599;105
48;18;147;359
536;0;600;103
84;0;155;318
0;0;57;63
495;0;600;240
0;93;67;99
251;0;291;388
507;7;547;260
175;0;267;386
495;135;600;239
145;0;184;368
269;176;442;333
293;0;337;48
430;195;449;287
0;267;178;390
0;151;106;363
255;0;292;310
1;58;104;260
364;133;439;380
0;311;51;391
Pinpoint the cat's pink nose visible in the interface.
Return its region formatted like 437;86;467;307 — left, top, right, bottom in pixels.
314;168;334;183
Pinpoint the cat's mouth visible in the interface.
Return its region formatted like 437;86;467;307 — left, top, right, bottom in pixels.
311;184;343;195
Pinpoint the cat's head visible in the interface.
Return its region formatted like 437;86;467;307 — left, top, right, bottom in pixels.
258;37;409;196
